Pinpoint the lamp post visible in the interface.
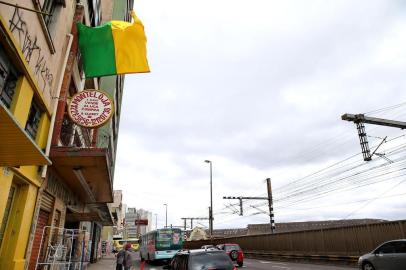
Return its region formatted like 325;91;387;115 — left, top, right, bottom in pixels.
164;204;168;228
204;160;213;237
155;214;158;230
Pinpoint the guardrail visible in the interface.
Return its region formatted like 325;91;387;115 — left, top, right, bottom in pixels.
244;250;359;265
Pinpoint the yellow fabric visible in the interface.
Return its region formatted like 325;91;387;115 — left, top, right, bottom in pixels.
111;14;150;74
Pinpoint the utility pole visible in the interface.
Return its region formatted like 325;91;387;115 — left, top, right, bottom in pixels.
164;203;168;228
136;212;140;237
204;160;214;237
266;178;275;233
155;214;158;230
342;113;406;161
223;178;276;233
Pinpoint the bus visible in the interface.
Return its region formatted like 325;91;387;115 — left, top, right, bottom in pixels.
139;228;184;261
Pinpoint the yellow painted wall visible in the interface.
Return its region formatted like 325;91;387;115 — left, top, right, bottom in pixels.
102;226;113;240
10;76;34;126
0;175;38;270
36;114;51;149
0;44;51;270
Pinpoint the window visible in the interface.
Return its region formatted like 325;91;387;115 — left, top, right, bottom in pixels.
41;0;57;26
36;0;65;51
225;245;241;252
25;100;42;140
87;0;102;27
0;44;18;108
393;241;406;253
189;252;234;270
376;242;396;254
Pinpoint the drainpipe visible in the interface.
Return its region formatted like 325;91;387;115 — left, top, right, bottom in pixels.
41;33;73;178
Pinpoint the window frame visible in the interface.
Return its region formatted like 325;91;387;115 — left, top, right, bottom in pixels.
32;0;66;54
0;44;19;108
25;99;43;140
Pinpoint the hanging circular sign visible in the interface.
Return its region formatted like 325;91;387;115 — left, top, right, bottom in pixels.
68;89;114;128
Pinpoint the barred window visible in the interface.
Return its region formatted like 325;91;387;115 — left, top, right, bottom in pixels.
0;44;18;108
25;101;42;140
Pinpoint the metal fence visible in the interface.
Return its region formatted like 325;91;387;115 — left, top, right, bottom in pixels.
35;226;92;270
184;220;406;256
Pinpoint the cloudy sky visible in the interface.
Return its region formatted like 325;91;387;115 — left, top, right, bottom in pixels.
113;0;406;229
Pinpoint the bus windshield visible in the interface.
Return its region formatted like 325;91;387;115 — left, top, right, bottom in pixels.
156;229;183;250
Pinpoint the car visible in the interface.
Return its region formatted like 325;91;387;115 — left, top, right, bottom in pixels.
114;238;140;252
165;249;237;270
201;245;216;250
358;239;406;270
216;243;244;267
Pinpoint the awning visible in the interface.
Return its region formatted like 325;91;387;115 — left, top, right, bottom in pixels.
0;102;51;166
50;147;113;203
66;212;103;223
66;204;113;226
87;203;114;226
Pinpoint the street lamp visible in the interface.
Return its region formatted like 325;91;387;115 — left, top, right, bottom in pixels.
164;204;168;228
204;160;213;237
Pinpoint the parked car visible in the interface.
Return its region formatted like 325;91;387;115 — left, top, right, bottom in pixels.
201;245;216;250
216;244;244;267
165;249;236;270
113;238;140;252
358;239;406;270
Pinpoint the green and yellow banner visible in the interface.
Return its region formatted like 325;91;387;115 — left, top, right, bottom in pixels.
77;11;150;78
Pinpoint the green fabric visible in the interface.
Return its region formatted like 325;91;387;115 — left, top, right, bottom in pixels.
77;22;117;78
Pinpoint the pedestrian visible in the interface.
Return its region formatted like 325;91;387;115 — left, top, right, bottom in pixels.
123;243;134;270
116;246;126;270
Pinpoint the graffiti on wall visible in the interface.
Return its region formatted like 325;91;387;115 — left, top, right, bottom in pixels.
8;7;54;95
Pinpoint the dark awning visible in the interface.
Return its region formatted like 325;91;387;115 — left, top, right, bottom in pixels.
50;147;113;203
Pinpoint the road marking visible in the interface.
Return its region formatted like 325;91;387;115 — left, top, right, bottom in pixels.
271;266;290;269
259;261;272;263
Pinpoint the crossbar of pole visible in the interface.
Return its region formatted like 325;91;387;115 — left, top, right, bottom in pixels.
181;217;209;230
181;217;209;220
223;196;268;216
223;196;268;200
342;113;406;129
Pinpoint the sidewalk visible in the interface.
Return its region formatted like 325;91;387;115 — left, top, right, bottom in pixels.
87;253;145;270
87;254;116;270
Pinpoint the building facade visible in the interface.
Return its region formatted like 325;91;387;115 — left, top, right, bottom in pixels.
124;207;153;238
102;190;125;242
0;1;75;269
0;0;134;269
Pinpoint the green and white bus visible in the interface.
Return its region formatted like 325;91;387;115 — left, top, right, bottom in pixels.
139;228;184;261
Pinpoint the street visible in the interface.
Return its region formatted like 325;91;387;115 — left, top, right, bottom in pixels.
141;259;356;270
89;254;357;270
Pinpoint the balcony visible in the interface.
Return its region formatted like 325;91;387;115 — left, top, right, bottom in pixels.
50;118;113;203
0;101;51;166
